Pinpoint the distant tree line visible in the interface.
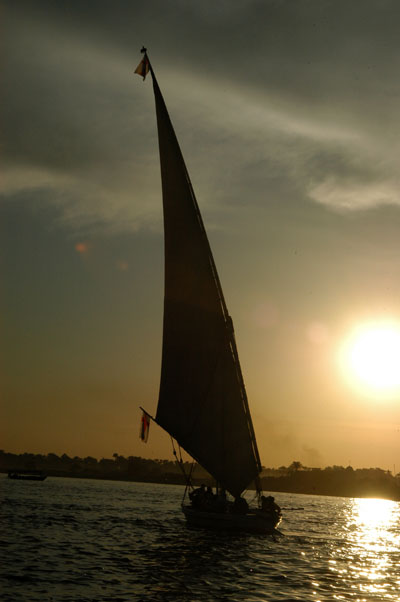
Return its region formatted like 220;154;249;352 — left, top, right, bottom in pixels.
0;450;209;485
1;451;400;501
260;461;400;501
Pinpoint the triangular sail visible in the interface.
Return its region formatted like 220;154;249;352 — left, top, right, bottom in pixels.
148;57;261;498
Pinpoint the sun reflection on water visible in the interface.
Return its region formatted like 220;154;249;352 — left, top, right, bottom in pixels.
351;498;398;552
329;498;400;600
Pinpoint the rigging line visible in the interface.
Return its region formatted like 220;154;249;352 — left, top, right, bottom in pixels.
186;140;262;477
189;460;195;483
229;330;262;475
177;442;183;464
171;436;193;488
182;460;196;504
182;459;197;506
171;438;185;467
249;488;259;505
170;436;178;460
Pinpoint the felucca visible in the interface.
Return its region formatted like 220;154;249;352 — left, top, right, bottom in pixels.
136;48;281;534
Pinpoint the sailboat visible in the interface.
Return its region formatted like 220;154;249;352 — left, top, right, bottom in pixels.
135;49;281;534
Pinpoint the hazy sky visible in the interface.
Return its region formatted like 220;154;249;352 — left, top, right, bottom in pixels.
2;0;400;470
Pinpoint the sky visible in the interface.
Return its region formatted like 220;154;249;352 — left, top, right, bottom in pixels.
2;0;400;470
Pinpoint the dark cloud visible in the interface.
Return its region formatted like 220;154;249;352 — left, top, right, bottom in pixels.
3;0;400;231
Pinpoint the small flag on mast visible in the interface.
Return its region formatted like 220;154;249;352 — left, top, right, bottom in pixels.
135;49;149;80
139;410;150;442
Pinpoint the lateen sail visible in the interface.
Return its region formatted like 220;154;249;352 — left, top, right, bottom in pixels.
148;58;261;498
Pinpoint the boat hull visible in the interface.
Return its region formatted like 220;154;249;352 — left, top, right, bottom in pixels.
8;472;47;481
182;505;281;534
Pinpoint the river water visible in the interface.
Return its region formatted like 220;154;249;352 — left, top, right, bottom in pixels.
1;475;400;601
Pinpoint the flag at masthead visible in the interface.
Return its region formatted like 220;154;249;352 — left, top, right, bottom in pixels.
134;46;149;80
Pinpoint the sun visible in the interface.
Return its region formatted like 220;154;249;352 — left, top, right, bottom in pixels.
341;322;400;396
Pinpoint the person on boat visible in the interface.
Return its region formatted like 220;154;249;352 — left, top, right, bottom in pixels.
261;495;281;515
202;486;216;511
214;488;227;513
205;486;215;506
232;496;249;515
189;484;206;509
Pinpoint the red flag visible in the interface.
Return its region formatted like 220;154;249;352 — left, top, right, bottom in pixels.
134;55;150;80
139;410;150;442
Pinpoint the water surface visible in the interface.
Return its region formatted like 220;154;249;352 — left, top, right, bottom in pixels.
1;476;399;600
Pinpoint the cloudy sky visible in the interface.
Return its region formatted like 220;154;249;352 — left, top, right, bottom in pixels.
2;0;400;470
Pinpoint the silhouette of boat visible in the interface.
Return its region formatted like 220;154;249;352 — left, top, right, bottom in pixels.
136;49;281;534
8;470;47;481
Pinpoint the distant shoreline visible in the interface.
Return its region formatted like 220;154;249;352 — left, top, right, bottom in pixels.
2;467;400;502
2;451;400;502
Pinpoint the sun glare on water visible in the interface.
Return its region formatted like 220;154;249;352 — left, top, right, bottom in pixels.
341;323;400;397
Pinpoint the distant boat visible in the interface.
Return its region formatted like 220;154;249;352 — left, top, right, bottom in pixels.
136;49;281;534
8;470;47;481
